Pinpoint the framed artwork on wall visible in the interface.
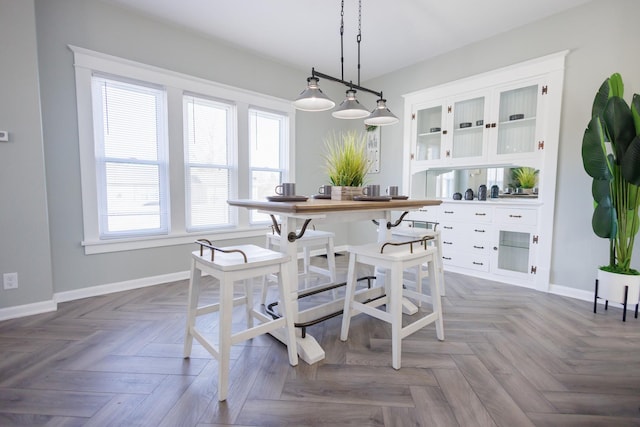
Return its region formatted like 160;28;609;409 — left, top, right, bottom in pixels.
366;126;380;173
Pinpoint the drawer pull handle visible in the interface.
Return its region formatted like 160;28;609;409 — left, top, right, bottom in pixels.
474;229;486;233
475;213;487;216
443;241;453;245
444;226;453;229
473;245;484;249
444;210;454;214
443;256;452;260
472;262;484;266
509;214;523;218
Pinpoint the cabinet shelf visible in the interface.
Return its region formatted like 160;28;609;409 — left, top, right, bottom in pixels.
454;125;484;133
499;116;536;126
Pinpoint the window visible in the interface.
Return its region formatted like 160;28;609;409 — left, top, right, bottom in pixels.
184;95;233;230
249;108;288;223
71;46;294;254
92;76;169;238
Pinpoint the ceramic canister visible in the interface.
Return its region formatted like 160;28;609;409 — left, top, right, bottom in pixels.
478;185;487;201
464;188;474;200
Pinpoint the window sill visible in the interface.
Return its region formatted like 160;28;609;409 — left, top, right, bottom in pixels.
82;226;270;255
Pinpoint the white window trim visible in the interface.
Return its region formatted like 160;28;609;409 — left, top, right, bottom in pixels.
70;45;295;254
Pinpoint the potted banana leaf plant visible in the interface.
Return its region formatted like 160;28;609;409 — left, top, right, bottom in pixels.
581;73;640;318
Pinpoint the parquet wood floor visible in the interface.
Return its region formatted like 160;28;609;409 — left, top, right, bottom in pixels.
1;254;639;426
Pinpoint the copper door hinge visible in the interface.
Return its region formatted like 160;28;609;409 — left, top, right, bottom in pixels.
538;141;544;150
531;265;537;274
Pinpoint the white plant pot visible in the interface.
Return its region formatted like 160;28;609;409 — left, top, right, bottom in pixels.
597;269;640;305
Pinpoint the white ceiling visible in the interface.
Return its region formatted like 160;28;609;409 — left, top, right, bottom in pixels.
102;0;592;81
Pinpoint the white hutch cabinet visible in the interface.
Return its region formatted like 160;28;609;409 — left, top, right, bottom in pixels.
402;51;567;291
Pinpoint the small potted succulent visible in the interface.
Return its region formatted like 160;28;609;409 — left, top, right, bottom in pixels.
323;130;370;200
511;167;538;192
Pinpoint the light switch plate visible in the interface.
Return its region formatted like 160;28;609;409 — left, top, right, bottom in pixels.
0;131;8;142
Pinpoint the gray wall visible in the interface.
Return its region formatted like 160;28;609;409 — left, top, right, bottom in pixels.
1;0;637;313
0;0;54;309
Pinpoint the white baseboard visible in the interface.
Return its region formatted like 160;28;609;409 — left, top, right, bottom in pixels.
0;300;57;322
548;283;594;302
0;271;189;321
54;271;190;303
549;282;640;312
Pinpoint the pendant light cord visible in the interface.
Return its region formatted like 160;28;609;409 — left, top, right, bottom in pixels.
357;0;361;86
340;0;344;81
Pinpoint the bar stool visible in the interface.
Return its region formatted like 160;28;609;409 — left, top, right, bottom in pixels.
262;228;337;303
340;238;444;369
392;221;445;297
183;239;298;401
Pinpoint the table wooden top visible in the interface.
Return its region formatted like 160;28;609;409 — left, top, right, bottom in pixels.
227;198;441;214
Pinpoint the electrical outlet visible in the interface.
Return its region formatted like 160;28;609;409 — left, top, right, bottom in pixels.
3;272;18;290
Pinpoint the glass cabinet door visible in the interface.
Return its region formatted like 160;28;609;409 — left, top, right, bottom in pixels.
496;84;538;155
497;230;529;272
451;96;485;159
495;229;533;278
415;105;443;162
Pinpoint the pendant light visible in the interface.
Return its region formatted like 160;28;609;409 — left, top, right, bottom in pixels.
293;77;335;111
332;89;370;119
292;0;398;126
364;98;399;126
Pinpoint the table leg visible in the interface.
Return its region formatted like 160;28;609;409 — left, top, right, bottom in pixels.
277;216;326;364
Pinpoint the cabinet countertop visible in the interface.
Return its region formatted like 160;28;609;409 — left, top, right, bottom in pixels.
438;198;542;206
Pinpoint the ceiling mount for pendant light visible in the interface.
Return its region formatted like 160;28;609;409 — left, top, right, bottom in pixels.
292;0;398;126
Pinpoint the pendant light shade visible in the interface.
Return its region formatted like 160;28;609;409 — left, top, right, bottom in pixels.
332;89;370;119
293;77;335;111
364;98;399;126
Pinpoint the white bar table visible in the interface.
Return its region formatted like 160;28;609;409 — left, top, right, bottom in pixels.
227;198;441;364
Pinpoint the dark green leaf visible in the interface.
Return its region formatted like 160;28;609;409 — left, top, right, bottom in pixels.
603;96;635;159
621;135;640;185
592;200;616;238
592;178;611;203
592;78;610;118
582;116;611;179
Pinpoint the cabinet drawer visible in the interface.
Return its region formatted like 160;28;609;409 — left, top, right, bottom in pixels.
441;222;490;245
462;206;492;223
495;208;537;226
439;207;463;221
442;251;489;272
405;206;439;223
439;204;492;223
